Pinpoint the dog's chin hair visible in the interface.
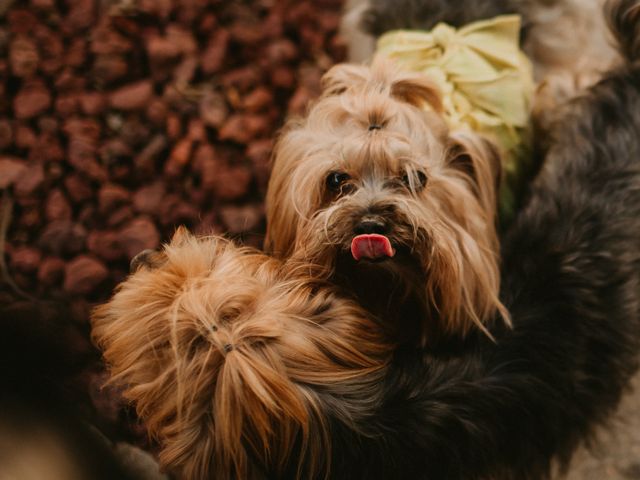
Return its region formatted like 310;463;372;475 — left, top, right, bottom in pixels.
92;228;391;480
266;61;509;341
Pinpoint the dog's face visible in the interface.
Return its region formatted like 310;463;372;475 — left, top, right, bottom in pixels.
266;61;507;340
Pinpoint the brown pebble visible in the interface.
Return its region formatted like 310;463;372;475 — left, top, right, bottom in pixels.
9;36;39;78
39;221;87;255
63;255;109;295
10;246;42;273
45;189;72;222
64;174;93;203
0;157;27;188
118;217;161;259
133;182;166;214
201;29;229;74
98;184;131;213
14;162;45;196
37;257;65;286
13;80;51;119
87;230;124;261
109;81;154;110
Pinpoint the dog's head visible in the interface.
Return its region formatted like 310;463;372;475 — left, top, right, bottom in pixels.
266;61;508;341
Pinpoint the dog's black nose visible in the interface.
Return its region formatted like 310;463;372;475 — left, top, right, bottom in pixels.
354;217;388;235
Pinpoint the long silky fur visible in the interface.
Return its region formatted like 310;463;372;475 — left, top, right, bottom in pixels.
305;1;640;478
92;228;391;479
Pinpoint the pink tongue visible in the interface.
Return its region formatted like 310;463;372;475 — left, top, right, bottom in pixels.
351;234;395;261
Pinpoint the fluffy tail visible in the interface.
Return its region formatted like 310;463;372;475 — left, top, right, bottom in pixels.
607;0;640;63
92;229;390;479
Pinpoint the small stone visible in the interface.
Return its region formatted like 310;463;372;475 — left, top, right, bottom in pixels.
37;257;65;286
98;184;131;213
0;157;27;188
39;221;87;255
13;80;51;119
243;87;274;112
219;204;264;234
63;255;109;295
215;165;252;200
133;182;166;214
118;217;161;259
80;92;106;115
87;230;124;261
109;81;154;110
201;29;229;74
64;174;93;203
10;246;42;273
271;66;296;89
45;189;72;221
14;125;36;149
9;36;39;78
164;138;192;177
199;90;228;129
14;162;44;196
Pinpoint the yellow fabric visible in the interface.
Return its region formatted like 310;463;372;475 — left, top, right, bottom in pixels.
375;15;534;218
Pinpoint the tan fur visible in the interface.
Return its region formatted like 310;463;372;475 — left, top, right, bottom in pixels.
92;228;390;479
266;61;509;340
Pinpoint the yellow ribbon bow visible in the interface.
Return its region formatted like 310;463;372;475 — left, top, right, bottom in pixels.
375;15;534;219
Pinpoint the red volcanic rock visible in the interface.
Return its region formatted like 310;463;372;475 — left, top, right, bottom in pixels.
87;230;124;261
219;204;264;234
39;221;87;255
266;39;298;64
193;143;219;191
37;256;65;286
107;206;134;227
45;189;72;221
7;9;39;35
0;157;27;188
201;29;229;74
133;182;166;214
200;90;228;129
63;255;109;295
14;124;36;148
0;120;12;149
109;81;154;110
79;92;106;115
271;66;296;89
164;138;192;177
14;162;45;196
215;165;252;200
64;0;96;32
64;174;93;203
9;35;39;78
243;87;274;112
146;98;168;126
134;134;167;173
219;114;269;144
10;246;42;273
118;217;160;259
98;184;130;213
13;80;51;119
93;55;128;84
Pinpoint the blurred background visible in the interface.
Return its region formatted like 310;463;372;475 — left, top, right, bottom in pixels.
0;0;344;474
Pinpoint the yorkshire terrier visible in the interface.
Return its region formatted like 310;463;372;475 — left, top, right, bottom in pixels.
93;0;640;478
93;230;392;479
265;60;508;344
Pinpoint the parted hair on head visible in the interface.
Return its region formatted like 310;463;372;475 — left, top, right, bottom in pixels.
92;228;391;479
266;60;509;342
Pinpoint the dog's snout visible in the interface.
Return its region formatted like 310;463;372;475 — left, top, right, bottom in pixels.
354;216;389;235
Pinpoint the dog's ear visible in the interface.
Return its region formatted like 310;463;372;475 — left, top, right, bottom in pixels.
446;132;502;216
390;75;443;113
321;63;368;96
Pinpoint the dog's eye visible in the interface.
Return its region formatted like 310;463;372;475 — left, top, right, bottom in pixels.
401;170;428;190
326;172;350;191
